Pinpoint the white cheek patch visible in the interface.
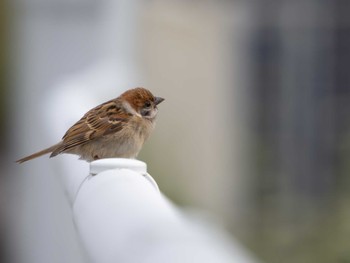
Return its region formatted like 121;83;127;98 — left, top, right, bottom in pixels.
144;108;158;119
150;108;158;119
122;101;141;117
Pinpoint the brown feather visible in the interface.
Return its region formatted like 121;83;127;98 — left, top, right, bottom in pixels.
16;87;164;163
51;99;129;156
16;143;61;163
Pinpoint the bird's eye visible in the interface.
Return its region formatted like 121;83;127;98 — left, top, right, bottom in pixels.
144;101;151;108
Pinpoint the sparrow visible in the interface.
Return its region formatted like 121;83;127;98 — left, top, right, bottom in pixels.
17;87;164;163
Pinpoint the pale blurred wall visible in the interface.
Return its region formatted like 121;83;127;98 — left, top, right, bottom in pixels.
10;0;141;263
139;0;253;229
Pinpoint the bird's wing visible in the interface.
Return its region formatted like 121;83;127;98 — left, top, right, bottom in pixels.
51;99;131;156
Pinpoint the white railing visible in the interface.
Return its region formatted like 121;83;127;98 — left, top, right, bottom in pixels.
62;158;258;263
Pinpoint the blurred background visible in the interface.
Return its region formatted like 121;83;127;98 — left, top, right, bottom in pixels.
1;0;350;262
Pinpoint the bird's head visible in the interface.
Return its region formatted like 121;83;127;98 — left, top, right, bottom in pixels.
121;87;164;120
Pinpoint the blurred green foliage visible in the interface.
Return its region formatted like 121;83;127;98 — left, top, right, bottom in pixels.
238;133;350;263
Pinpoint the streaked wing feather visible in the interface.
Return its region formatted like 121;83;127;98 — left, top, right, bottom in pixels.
53;100;130;155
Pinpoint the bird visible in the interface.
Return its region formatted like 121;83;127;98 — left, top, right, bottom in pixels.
16;87;164;163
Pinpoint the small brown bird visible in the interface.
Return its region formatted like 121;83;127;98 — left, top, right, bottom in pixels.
17;87;164;163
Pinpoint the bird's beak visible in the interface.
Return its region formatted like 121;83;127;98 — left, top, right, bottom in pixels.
154;97;165;105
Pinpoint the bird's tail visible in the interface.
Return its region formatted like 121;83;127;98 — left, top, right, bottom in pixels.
16;143;61;163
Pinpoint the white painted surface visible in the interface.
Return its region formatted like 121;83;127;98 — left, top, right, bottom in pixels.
71;158;258;263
